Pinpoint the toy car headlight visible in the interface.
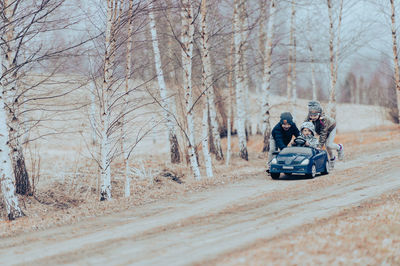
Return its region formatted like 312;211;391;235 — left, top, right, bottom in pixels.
271;158;277;164
300;159;309;165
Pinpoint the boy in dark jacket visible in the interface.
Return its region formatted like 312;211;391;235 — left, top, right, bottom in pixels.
268;112;300;165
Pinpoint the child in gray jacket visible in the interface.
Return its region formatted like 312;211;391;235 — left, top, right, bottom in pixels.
299;121;319;148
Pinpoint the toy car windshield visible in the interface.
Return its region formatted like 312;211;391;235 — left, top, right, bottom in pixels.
279;147;313;156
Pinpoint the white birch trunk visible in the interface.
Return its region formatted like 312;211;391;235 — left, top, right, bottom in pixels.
391;0;400;123
149;1;181;164
327;0;335;118
258;0;266;135
327;0;343;119
0;57;22;220
226;35;235;166
100;0;117;201
234;0;248;160
286;0;295;113
202;107;213;178
241;4;251;137
182;0;201;179
3;0;30;196
226;115;232;166
122;0;134;198
309;45;318;101
261;0;276;152
199;0;223;161
292;18;297;120
19;52;29;145
90;82;97;145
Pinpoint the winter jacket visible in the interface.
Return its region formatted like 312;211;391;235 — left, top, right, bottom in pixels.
305;111;336;148
300;121;319;148
301;134;319;148
272;113;300;150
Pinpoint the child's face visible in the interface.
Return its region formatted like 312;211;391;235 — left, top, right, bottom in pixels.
309;112;320;121
281;120;291;131
302;128;312;136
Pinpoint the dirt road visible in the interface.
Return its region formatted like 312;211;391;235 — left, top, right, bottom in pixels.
1;147;400;265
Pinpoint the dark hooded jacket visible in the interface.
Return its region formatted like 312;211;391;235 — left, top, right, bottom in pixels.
271;112;300;150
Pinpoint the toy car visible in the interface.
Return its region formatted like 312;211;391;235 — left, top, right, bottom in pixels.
269;137;330;180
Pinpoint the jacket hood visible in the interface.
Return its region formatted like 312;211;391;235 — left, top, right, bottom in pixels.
300;121;316;136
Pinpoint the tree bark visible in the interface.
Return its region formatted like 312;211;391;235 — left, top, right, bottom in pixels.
309;44;317;101
2;0;31;196
234;0;248;161
292;1;297;119
100;0;119;201
261;0;276;153
202;107;213;178
286;0;295;112
327;0;343;119
121;0;134;198
181;0;201;179
226;34;235;166
327;0;335;118
90;82;97;146
391;0;400;123
149;1;181;164
199;0;223;161
0;56;23;220
240;3;251;138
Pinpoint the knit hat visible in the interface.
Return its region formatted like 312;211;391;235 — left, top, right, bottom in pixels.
308;101;322;114
300;121;316;136
280;112;293;124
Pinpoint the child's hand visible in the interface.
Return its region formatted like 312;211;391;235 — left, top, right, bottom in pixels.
305;141;310;146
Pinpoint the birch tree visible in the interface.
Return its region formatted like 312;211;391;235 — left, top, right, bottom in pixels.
226;35;235;166
100;0;121;201
292;3;297;118
1;0;31;195
233;0;248;161
202;106;213;178
149;0;181;164
89;82;98;145
327;0;343;119
199;0;224;161
309;44;318;101
0;56;23;220
390;0;400;123
240;3;251;137
120;0;135;197
286;0;295;114
261;0;276;152
181;0;201;179
1;0;95;196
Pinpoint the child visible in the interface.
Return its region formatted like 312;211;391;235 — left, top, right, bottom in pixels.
268;112;300;165
298;121;319;148
305;101;344;167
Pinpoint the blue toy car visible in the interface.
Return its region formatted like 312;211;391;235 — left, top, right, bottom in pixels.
269;137;330;180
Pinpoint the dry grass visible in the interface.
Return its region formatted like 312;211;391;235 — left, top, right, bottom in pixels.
0;134;266;237
1;125;399;243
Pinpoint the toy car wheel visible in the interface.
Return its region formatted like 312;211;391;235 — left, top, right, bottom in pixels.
321;161;330;175
306;164;316;179
271;173;280;180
